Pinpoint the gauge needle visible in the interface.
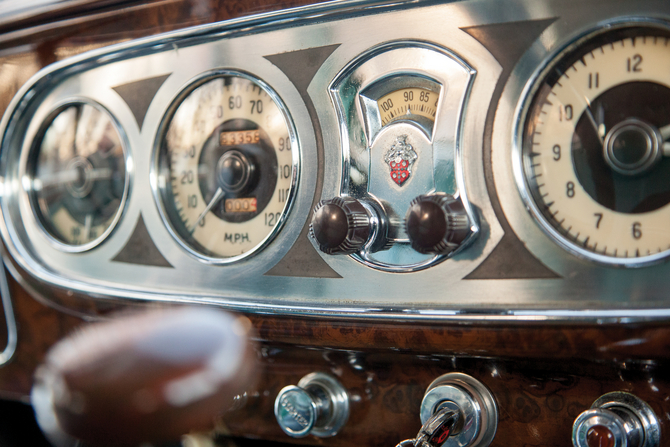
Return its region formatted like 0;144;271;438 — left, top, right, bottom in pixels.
191;187;224;232
84;215;92;239
563;77;604;145
582;95;604;146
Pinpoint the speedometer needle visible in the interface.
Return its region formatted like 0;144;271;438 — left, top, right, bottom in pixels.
191;187;224;233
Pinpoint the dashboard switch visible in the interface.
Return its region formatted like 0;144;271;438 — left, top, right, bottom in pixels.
405;194;471;255
419;373;497;447
573;392;660;447
275;372;349;438
310;197;384;254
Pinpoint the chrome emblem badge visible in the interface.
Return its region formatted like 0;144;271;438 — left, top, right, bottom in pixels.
384;135;417;186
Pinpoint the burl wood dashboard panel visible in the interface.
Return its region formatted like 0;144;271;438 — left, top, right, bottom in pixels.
0;1;670;447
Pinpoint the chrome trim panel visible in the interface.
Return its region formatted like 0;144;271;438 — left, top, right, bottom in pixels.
1;0;670;321
329;41;478;271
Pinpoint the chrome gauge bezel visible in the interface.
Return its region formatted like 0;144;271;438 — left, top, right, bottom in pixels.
513;19;670;268
22;98;131;253
152;70;300;264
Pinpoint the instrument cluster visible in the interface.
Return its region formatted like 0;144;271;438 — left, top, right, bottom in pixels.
1;0;670;318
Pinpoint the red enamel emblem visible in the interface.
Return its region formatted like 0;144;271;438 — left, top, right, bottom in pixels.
384;135;417;187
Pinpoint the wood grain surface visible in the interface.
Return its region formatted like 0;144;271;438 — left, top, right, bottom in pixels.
2;273;670;446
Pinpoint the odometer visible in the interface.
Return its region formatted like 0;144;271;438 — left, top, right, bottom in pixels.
155;73;298;262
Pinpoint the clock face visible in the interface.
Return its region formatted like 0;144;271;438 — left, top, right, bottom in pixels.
520;26;670;265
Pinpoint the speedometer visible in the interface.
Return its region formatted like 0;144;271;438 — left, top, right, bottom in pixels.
155;72;298;262
519;25;670;265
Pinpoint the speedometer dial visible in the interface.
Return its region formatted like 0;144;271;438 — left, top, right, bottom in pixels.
156;73;298;262
520;26;670;265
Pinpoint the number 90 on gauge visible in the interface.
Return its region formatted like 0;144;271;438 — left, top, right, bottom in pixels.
155;72;299;262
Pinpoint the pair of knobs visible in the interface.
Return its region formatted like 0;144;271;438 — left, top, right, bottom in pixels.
310;194;470;256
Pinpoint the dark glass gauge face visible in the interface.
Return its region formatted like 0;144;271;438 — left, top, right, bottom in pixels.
28;103;128;248
521;27;670;263
157;74;297;261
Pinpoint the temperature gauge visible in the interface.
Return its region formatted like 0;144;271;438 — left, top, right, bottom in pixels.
359;75;442;142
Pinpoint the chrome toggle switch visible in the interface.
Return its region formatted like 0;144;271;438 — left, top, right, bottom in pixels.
572;392;660;447
418;373;498;447
274;372;349;438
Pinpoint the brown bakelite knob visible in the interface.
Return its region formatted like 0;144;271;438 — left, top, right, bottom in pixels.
32;307;257;447
310;197;373;254
405;194;470;255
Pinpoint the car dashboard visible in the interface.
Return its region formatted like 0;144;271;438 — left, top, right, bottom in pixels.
0;0;669;446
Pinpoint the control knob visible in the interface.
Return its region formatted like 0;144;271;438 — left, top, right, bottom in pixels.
310;197;383;254
274;372;349;438
573;392;660;447
405;194;471;255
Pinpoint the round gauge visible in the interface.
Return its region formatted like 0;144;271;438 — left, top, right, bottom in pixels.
520;25;670;265
156;73;298;262
27;102;129;250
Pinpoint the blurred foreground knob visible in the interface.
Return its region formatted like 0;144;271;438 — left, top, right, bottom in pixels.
573;392;660;447
32;307;257;447
310;197;375;254
405;194;471;255
275;372;349;438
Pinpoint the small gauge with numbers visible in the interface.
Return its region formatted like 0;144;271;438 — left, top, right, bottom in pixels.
519;24;670;265
359;75;442;142
155;72;298;262
26;101;129;251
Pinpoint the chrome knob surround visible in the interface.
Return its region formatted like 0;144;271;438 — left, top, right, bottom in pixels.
572;392;660;447
419;373;498;447
274;372;349;438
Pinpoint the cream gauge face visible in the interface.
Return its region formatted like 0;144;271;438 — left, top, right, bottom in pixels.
521;26;670;265
156;73;298;262
376;87;438;127
27;102;128;250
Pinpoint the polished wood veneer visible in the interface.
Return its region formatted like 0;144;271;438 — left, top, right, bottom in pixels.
1;273;669;446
